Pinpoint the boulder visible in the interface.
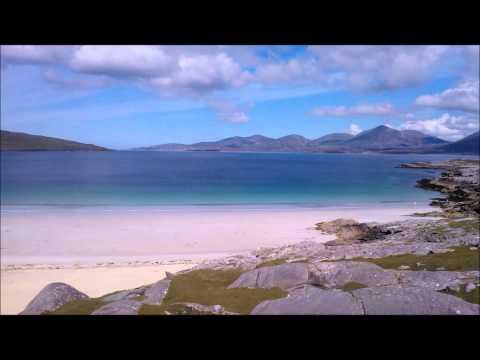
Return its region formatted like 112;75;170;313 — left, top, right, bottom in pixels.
397;271;478;291
315;218;391;243
91;300;141;315
20;282;89;315
101;286;148;302
309;261;398;288
251;286;364;315
316;219;358;233
228;263;310;290
143;279;171;305
351;286;480;315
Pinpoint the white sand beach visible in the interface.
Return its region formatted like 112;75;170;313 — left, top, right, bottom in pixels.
1;205;432;314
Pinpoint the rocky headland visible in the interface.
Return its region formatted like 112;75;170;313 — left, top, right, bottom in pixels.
20;159;480;315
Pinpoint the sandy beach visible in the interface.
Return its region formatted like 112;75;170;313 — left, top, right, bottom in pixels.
1;204;432;314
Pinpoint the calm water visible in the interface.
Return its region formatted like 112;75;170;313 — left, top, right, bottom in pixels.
0;151;471;208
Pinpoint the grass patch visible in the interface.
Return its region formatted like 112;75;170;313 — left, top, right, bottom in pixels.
48;298;107;315
351;246;479;271
131;295;146;302
441;284;480;305
255;258;287;269
139;269;287;315
341;282;368;291
448;219;479;233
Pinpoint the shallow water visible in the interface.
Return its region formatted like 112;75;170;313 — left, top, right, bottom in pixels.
2;151;473;207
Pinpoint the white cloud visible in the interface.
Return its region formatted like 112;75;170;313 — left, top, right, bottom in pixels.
255;58;323;85
1;45;74;65
400;113;479;141
415;81;479;113
150;53;252;93
312;103;393;117
349;124;362;135
308;45;452;90
70;45;173;78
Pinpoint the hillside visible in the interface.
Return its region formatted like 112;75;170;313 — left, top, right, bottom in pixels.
0;130;109;151
134;126;450;153
341;125;448;150
441;131;479;154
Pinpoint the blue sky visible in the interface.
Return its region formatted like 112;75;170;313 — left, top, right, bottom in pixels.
1;45;478;149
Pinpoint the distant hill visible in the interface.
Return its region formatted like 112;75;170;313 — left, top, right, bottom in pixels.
0;130;109;151
441;131;479;154
134;125;451;153
340;125;448;150
308;133;354;147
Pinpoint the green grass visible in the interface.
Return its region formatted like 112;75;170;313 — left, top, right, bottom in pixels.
441;284;480;305
48;298;107;315
448;219;479;233
131;295;146;302
139;269;287;315
255;258;287;269
351;246;479;271
341;282;368;291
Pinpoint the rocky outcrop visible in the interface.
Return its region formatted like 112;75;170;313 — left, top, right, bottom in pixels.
228;263;310;290
404;160;479;216
251;286;364;315
143;280;171;305
251;285;479;315
20;283;89;315
315;219;393;244
397;271;479;291
91;300;142;315
309;261;398;288
351;286;479;315
101;286;149;303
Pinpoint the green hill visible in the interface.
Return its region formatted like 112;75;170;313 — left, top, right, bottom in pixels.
0;130;109;151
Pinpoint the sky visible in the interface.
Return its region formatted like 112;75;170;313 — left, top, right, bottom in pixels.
1;45;479;149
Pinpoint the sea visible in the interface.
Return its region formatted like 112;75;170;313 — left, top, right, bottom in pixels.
1;151;476;210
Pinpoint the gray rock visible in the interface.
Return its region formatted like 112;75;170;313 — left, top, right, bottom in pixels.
165;271;175;280
143;279;171;305
398;271;476;291
228;263;310;290
352;286;479;315
100;285;148;302
91;300;141;315
251;286;364;315
309;261;398;288
20;282;88;315
465;283;477;292
177;303;238;315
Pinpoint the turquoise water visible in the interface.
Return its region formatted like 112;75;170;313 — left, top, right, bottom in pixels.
0;151;472;208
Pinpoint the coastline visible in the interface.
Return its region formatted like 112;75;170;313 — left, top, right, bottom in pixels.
1;204;433;267
1;203;434;314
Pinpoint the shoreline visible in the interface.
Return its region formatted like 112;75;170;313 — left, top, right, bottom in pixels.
1;203;435;314
1;204;433;267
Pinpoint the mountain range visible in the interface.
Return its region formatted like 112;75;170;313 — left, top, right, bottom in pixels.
0;130;109;151
1;127;478;154
134;125;479;154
